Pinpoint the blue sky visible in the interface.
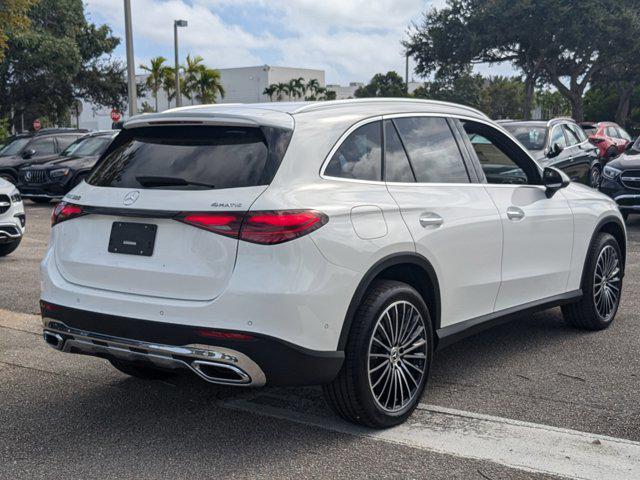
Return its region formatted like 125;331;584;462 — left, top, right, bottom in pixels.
86;0;514;85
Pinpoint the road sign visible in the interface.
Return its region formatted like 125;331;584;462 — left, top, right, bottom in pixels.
110;109;121;122
33;119;41;131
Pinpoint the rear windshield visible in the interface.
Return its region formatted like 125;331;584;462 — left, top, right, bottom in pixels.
87;126;291;190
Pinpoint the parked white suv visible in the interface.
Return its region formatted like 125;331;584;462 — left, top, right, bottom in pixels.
0;178;25;256
41;100;626;427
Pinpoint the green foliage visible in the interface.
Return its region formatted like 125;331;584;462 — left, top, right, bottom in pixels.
0;0;125;129
0;118;10;143
262;78;330;102
406;0;640;122
0;0;37;62
140;56;167;111
412;67;483;108
479;77;525;120
194;66;225;104
354;71;406;98
536;90;571;119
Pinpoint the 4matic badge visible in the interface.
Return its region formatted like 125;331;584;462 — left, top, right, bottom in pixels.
211;202;243;208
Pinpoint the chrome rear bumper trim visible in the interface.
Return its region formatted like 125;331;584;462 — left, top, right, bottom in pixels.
42;320;266;387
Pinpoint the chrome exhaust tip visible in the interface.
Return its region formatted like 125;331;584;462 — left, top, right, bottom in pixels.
191;360;251;385
43;331;64;350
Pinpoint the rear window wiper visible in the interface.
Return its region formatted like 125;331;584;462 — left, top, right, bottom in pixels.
135;176;215;189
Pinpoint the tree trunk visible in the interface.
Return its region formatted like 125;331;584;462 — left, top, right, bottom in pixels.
569;96;584;122
615;82;634;128
522;74;535;120
154;91;158;112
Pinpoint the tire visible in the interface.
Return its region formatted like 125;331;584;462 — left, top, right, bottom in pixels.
0;239;21;257
562;233;622;330
323;280;433;428
589;164;602;189
109;359;174;380
31;198;51;204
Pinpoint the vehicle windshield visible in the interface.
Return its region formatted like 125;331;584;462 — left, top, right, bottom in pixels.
62;136;112;157
0;137;30;157
502;124;548;151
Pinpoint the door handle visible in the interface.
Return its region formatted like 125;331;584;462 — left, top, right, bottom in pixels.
506;206;525;221
419;212;443;228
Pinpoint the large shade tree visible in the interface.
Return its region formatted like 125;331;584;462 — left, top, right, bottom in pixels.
0;0;127;129
405;0;632;121
354;71;407;98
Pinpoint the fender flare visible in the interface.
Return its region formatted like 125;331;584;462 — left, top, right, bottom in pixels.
337;252;441;350
580;215;627;284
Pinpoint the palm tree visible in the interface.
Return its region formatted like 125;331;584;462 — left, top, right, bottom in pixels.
161;66;176;108
139;56;167;112
306;78;321;99
263;84;277;102
274;82;288;101
183;54;204;105
195;66;225;104
290;77;306;100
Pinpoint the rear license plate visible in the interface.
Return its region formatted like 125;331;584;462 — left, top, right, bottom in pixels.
108;222;157;257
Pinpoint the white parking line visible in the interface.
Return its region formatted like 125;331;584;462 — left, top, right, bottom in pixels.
223;394;640;480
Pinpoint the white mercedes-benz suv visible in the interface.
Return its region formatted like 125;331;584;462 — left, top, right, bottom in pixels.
0;178;25;256
41;99;625;428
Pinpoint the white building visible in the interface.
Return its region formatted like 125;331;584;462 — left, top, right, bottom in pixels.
326;82;364;100
78;65;326;131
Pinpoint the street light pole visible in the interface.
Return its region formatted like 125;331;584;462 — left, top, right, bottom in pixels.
124;0;137;116
174;20;188;108
405;52;410;95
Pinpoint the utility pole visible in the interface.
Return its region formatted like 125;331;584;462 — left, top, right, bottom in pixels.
124;0;137;116
405;52;410;95
174;20;188;108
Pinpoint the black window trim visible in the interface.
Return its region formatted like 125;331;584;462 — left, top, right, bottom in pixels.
460;118;544;186
321;113;542;186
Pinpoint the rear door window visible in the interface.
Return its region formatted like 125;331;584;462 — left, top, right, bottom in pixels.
562;125;581;146
393;116;469;183
88;126;289;190
324;121;382;181
29;137;56;155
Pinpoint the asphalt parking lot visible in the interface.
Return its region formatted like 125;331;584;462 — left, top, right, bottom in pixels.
1;202;639;479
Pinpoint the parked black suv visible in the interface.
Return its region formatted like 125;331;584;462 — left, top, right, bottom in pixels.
498;118;601;187
18;130;117;202
599;137;640;221
0;128;88;185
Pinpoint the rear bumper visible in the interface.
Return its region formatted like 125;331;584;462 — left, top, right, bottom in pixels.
20;182;67;199
41;302;344;387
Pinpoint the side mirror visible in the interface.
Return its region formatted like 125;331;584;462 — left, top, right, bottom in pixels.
21;148;36;159
543;166;570;198
546;143;563;159
626;141;635;151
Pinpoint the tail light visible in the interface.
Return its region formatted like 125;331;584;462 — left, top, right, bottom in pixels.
196;329;255;341
51;202;86;227
174;210;328;245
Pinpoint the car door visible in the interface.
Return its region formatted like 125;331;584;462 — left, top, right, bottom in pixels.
384;115;503;328
459;119;574;311
27;137;56;159
560;124;591;184
546;124;576;178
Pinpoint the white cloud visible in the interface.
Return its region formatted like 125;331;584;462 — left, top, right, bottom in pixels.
85;0;474;85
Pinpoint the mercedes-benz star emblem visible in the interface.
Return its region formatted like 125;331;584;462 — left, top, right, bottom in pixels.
123;190;140;206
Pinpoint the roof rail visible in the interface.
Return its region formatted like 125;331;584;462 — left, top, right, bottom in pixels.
291;98;488;118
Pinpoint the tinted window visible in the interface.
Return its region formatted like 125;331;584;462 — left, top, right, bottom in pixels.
325;122;382;181
88;126;279;190
563;125;581;146
583;126;597;135
618;128;632;141
57;135;82;150
30;137;56;154
62;136;112;157
567;123;588;142
0;138;30;156
501;124;547;151
393;117;469;183
463;121;534;185
383;120;414;182
550;126;567;148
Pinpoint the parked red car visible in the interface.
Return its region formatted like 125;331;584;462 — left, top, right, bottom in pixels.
580;122;633;160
